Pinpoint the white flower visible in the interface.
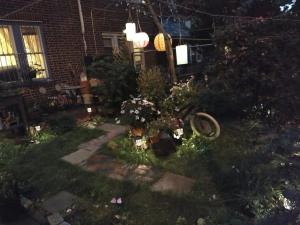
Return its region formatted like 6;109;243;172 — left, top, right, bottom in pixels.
141;117;146;123
130;110;134;114
135;110;140;114
116;120;121;124
66;208;72;214
283;197;295;210
135;115;140;120
120;110;125;114
131;100;136;104
175;107;180;112
157;111;161;115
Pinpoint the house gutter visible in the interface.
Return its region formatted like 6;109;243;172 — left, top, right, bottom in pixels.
77;0;87;56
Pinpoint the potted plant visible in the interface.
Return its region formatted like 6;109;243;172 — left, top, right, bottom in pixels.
120;96;159;137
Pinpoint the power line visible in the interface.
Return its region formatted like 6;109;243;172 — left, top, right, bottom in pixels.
0;0;45;19
155;0;300;23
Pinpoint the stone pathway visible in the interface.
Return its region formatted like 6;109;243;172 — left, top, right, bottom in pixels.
62;123;196;194
84;153;161;184
62;123;128;166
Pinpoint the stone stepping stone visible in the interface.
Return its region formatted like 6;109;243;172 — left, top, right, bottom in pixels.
84;154;131;181
84;154;160;183
62;123;128;166
98;123;128;134
47;213;64;225
128;165;162;184
151;172;195;194
62;149;93;166
42;191;77;214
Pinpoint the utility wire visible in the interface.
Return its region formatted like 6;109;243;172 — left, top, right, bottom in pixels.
155;0;300;23
0;0;45;18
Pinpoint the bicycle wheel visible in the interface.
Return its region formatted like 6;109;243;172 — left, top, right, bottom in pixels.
190;112;220;140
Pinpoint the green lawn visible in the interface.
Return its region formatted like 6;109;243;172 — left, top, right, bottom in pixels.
4;121;297;225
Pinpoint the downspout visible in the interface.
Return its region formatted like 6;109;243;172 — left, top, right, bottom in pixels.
77;0;87;56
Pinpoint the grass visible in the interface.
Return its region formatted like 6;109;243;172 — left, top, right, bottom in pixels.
6;126;241;225
6;121;296;225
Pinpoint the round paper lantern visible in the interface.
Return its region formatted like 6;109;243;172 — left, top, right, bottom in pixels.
133;32;149;48
154;33;172;52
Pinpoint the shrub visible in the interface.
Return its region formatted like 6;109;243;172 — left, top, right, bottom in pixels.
137;67;167;105
162;77;198;116
48;113;76;134
87;55;138;109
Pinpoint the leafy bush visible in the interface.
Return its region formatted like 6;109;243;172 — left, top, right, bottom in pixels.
162;78;198;116
137;67;167;105
204;20;300;123
48;113;76;134
87;55;138;109
197;80;240;118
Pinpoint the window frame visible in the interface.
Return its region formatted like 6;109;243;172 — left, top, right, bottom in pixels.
0;20;50;82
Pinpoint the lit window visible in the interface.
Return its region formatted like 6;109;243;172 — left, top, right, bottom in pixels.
0;22;49;82
0;26;17;69
21;26;47;79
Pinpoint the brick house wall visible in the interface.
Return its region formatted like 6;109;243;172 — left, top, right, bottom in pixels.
0;0;157;104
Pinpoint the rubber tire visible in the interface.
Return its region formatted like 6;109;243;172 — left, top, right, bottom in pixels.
190;112;221;140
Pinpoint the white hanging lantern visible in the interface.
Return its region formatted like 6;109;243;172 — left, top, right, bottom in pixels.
176;45;188;65
133;32;149;48
124;23;136;41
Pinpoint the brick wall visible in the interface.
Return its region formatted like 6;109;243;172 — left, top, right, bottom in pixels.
0;0;157;104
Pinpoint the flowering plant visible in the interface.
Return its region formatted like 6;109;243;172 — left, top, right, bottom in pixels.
162;77;198;116
120;96;160;127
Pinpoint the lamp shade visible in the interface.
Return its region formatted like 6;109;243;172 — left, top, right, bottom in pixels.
133;32;149;48
176;45;188;65
125;23;136;41
154;33;172;52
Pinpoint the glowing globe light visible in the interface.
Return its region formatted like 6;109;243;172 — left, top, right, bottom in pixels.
176;45;188;65
154;33;172;52
133;32;149;48
124;23;136;41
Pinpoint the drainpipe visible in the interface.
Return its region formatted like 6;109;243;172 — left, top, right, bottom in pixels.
77;0;87;56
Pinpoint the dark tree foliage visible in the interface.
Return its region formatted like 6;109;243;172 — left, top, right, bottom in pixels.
202;18;300;123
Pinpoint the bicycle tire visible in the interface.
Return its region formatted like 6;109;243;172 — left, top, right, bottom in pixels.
190;112;221;140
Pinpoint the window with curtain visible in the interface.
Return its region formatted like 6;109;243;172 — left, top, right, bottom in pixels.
0;26;17;70
0;23;49;81
21;26;47;79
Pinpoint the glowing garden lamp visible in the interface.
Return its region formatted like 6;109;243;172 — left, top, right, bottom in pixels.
176;45;188;65
154;33;172;52
133;32;149;48
124;23;136;41
35;125;41;132
87;107;92;113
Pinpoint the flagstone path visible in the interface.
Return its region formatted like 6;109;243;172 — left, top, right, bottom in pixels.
62;123;196;194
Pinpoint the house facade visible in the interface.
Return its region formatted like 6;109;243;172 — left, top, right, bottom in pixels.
0;0;156;104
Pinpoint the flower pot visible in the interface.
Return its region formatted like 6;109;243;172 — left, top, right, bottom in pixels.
151;131;176;157
131;127;144;137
